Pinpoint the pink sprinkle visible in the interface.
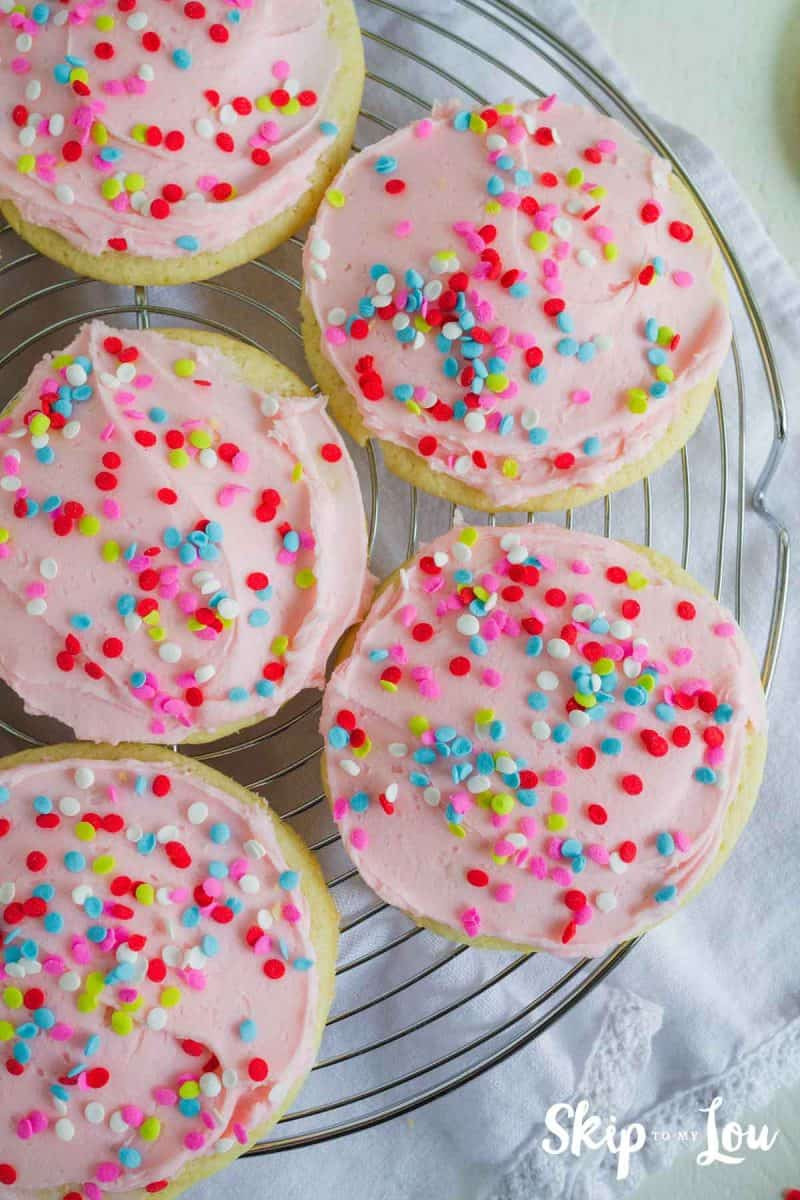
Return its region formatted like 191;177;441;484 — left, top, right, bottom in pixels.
714;621;736;638
460;907;481;936
253;935;271;956
519;816;538;839
494;839;514;857
16;1119;32;1141
231;451;249;473
574;904;593;925
228;858;248;882
670;647;693;666
539;94;557;112
325;326;346;346
282;903;301;923
570;389;591;405
85;1185;101;1200
674;830;691;852
571;559;591;575
543;768;566;787
587;845;609;865
272;59;290;80
102;499;120;518
494;883;514;903
350;828;367;850
185;1131;205;1150
394;220;413;238
333;798;347;820
415;118;434;138
96;1163;120;1183
122;1105;144;1126
551;791;569;815
550;867;572;887
529;856;547;879
233;1123;248;1145
705;746;725;768
26;581;46;598
672;270;694;288
482;668;502;687
614;712;637;732
596;138;617;154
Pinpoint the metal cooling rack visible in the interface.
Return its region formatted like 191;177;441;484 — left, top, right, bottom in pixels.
0;0;789;1152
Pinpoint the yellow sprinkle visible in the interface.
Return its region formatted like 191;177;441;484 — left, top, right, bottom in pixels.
17;154;35;175
627;388;648;415
111;1011;134;1036
655;365;675;383
408;715;429;736
92;854;115;875
352;736;372;758
459;526;478;546
147;626;165;642
501;458;519;479
594;657;614;676
79;515;101;537
29;412;50;436
52;355;72;369
529;231;549;253
124;172;145;194
101;178;122;201
0;1021;14;1041
639;672;655;691
75;820;96;842
189;430;211;449
603;243;618;261
95;13;114;29
546;813;568;832
628;571;649;590
187;618;204;632
485;200;502;215
168;448;190;469
496;102;515;114
574;692;596;708
413;316;432;333
91;122;108;146
140;1117;161;1142
255;95;274;112
282;98;300;116
135;883;154;906
379;680;397;693
172;358;196;378
160;987;181;1009
85;972;105;996
0;529;9;544
657;325;675;346
406;401;421;416
295;569;316;590
590;185;607;200
486;373;509;394
179;1081;200;1099
142;610;160;626
69;67;89;84
130;125;147;144
101;540;120;563
271;635;289;656
490;852;510;865
448;823;466;839
3;987;22;1010
119;995;144;1012
490;793;515;815
326;188;345;208
76;994;98;1014
566;167;584;186
473;586;489;602
469;113;488;134
291;462;303;482
474;708;494;725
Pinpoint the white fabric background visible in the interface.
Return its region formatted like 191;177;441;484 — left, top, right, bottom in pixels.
161;1;797;1197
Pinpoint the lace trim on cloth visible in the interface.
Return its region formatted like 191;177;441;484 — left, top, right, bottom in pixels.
491;987;663;1200
492;991;800;1200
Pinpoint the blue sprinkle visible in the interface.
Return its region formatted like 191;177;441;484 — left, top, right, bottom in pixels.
571;854;587;874
34;1007;55;1030
528;426;549;445
84;1034;101;1056
210;822;231;844
53;62;71;83
181;906;200;929
13;1042;31;1064
64;851;85;872
33;795;52;815
163;527;182;549
70;612;92;630
120;1148;142;1169
517;789;538;807
87;925;106;944
42;495;61;512
17;1022;38;1040
453;111;471;131
36;446;55;464
583;436;601;456
283;530;300;553
43;912;64;933
374;155;398;174
51;1084;69;1101
647;348;667;366
84;896;103;919
279;869;299;891
600;737;622;755
557;337;579;357
655;702;675;723
650;381;669;398
526;636;543;658
129;671;147;689
654;884;677;903
137;833;157;855
202;935;219;957
239;1019;258;1042
319;121;339;137
208;861;228;879
561;838;582;858
179;1098;201;1118
435;726;457;743
226;897;243;915
527;691;548;711
694;766;717;784
656;832;675;856
489;720;506;741
293;957;314;971
624;686;647;707
176;235;200;252
349;791;369;813
149;406;168;424
714;704;734;724
255;679;275;698
510;282;531;299
172;48;192;69
117;594;138;617
228;687;248;702
487;174;504;196
645;318;659;341
577;342;596;363
556;312;574;334
552;723;571;743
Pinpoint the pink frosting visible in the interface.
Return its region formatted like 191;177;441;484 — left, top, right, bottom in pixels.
0;321;371;743
0;1;341;259
321;524;766;956
304;98;732;506
0;754;323;1197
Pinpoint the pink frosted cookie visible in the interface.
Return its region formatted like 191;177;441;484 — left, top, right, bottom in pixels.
321;524;767;957
0;321;371;744
302;97;731;512
0;743;337;1198
0;0;364;284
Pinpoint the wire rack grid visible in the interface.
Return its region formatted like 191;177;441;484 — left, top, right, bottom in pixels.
0;0;789;1153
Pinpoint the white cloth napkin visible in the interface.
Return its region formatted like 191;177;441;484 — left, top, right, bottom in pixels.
2;1;793;1197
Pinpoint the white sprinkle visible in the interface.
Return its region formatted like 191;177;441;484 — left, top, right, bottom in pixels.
547;638;570;659
59;971;80;992
596;891;618;912
244;839;266;860
464;411;485;433
240;874;259;894
221;1068;238;1089
72;885;92;905
156;825;179;844
219;103;237;126
536;670;559;691
85;1102;105;1124
147;1007;167;1031
40;557;58;580
109;1111;128;1134
260;395;279;418
423;786;440;807
609;852;627;875
0;475;21;492
217;598;239;620
375;272;395;295
55;182;75;205
158;642;182;664
127;10;147;28
25;80;42;101
0;883;15;904
55;1118;75;1142
572;603;594;622
200;1073;222;1097
311;237;331;261
327;307;347;326
188;802;208;825
65;363;87;386
195;117;215;139
531;720;551;740
456;614;480;636
610;619;632;638
74;767;94;789
467;774;490;794
341;760;360;777
116;362;136;383
388;743;407;757
18;126;36;148
195;664;216;684
26;598;47;617
48;112;65;137
59;796;80;817
63;420;81;439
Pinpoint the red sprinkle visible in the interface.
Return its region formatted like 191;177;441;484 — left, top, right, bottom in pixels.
466;869;489;888
621;774;643;796
248;1057;269;1081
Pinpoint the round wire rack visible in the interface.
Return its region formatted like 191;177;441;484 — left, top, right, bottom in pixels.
0;0;789;1153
